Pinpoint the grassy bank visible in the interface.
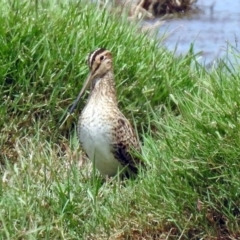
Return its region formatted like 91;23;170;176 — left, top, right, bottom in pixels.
1;0;240;239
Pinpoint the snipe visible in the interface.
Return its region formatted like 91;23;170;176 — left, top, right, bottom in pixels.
69;48;143;178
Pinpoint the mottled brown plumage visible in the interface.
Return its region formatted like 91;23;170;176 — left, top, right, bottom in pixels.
69;48;143;177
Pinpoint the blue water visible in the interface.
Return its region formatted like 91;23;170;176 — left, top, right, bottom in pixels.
156;0;240;65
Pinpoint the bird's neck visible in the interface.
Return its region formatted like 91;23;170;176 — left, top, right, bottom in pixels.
89;70;117;104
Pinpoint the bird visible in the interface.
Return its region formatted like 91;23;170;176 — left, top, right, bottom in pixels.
69;48;143;178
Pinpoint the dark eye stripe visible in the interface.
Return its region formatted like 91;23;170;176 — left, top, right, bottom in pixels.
88;48;106;68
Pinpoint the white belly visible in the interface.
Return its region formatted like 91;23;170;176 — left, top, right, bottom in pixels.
78;117;123;177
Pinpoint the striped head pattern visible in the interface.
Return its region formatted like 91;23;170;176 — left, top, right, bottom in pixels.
87;48;113;77
68;48;113;114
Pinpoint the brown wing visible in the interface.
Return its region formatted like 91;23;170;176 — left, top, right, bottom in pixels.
111;115;143;174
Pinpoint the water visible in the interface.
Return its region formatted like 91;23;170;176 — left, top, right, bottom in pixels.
156;0;240;65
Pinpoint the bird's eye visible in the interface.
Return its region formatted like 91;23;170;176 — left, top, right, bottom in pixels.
100;55;105;61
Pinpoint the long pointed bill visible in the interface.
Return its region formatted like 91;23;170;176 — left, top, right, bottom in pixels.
68;73;92;114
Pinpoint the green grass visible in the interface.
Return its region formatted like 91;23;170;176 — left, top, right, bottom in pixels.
1;0;240;239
